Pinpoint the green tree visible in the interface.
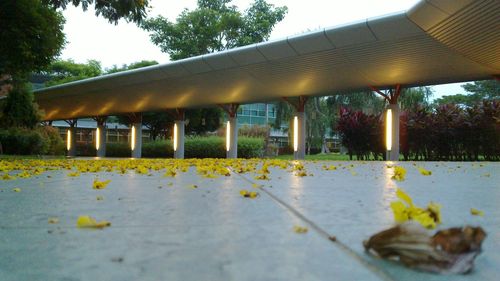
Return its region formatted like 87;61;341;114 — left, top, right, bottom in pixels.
462;80;499;101
142;0;287;60
106;60;159;74
142;0;287;134
434;80;499;107
0;84;42;129
399;87;433;110
0;0;66;80
41;0;150;24
43;59;103;87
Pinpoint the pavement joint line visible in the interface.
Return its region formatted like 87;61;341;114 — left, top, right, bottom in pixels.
228;167;397;281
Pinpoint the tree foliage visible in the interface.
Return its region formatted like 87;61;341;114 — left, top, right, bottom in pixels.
141;0;287;60
0;0;66;79
434;80;499;107
44;59;102;86
0;83;42;129
141;0;287;135
41;0;150;24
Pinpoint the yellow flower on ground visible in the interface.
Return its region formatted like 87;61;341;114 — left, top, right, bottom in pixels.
293;225;308;233
390;188;441;229
189;184;198;189
2;173;16;180
12;187;21;192
470;208;484;216
163;168;176;177
255;174;270;180
68;171;81;177
295;170;308;177
240;189;258;198
76;215;111;229
322;165;337;171
417;167;432;176
92;179;111;189
17;171;31;178
392;166;407;181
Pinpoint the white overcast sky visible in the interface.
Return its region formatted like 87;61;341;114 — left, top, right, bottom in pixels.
60;0;466;98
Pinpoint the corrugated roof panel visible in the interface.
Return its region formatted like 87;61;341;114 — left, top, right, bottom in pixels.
287;31;335;55
407;1;449;31
324;21;377;47
202;52;238;70
180;56;213;74
428;0;475;14
227;44;267;66
256;39;298;60
367;13;425;41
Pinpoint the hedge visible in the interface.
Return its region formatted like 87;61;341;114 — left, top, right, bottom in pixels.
75;136;264;158
0;128;48;155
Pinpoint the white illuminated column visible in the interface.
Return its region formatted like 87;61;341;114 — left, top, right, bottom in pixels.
96;121;106;157
67;125;77;157
173;120;185;159
226;117;238;158
131;123;142;158
294;111;306;160
386;104;400;161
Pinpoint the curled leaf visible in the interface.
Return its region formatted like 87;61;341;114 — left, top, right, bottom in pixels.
364;222;486;274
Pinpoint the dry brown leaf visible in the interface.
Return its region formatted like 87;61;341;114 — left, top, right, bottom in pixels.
363;222;486;274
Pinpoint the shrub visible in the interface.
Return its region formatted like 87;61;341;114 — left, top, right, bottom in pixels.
0;128;48;155
336;107;381;160
72;137;263;158
106;142;131;157
37;126;65;155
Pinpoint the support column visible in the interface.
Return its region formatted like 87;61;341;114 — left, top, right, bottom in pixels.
173;109;185;159
283;96;307;160
64;119;77;157
386;104;400;161
371;84;402;161
94;117;107;157
294;111;306;160
128;113;142;158
219;104;239;159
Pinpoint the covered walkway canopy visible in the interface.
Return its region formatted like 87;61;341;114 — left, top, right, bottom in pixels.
33;0;500;159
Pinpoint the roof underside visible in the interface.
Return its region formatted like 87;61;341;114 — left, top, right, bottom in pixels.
34;0;500;121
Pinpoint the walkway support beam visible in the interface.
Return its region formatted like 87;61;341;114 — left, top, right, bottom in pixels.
94;116;107;158
128;113;143;159
65;119;77;157
283;96;308;160
371;85;402;161
171;109;185;159
219;104;239;159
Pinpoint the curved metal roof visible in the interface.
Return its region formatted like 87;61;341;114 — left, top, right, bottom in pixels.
34;0;500;121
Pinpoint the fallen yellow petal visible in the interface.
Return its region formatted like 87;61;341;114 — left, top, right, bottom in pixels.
48;217;59;224
92;179;111;189
417;167;432;176
293;225;308;233
12;188;21;192
76;215;111;229
396;188;413;206
470;208;484;216
96;195;104;201
392;166;407;181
